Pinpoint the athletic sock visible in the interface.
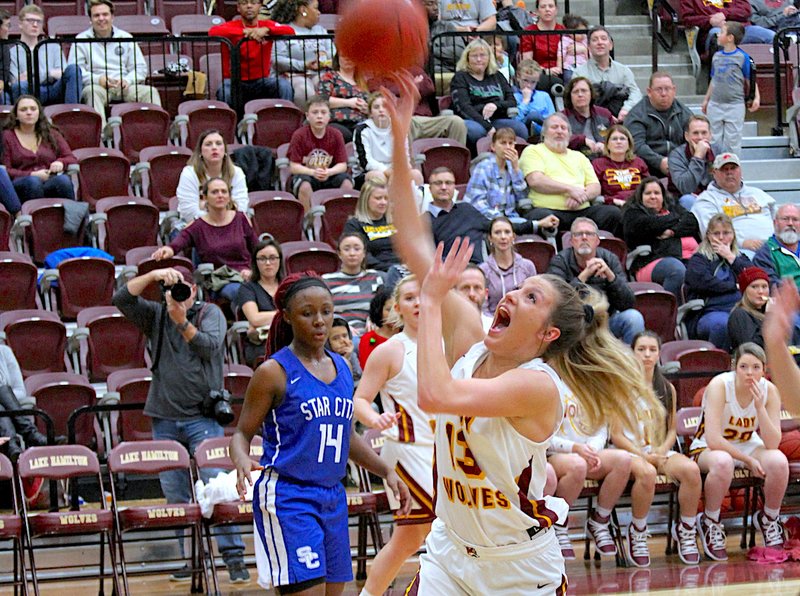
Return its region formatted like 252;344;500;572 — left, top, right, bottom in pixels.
359;589;378;596
764;506;781;520
631;516;647;531
681;515;696;527
704;509;720;523
595;506;612;520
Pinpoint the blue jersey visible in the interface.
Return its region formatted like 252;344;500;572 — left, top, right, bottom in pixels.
261;347;354;487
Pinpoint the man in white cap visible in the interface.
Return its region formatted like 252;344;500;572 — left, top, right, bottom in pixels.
691;152;776;257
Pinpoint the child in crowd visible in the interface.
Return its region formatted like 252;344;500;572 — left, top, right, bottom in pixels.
288;94;354;211
328;316;362;384
513;59;556;139
701;21;760;156
493;35;515;84
557;14;590;83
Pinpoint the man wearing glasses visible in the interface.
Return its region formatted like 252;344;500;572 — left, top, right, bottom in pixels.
625;71;693;176
754;204;800;289
9;5;82;104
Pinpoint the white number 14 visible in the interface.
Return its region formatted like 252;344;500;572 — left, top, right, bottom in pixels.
318;424;343;463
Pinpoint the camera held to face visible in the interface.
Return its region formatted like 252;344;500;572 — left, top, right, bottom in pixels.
203;389;235;425
159;280;192;302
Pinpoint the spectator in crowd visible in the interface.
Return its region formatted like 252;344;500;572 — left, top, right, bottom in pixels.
327;317;361;381
520;0;565;95
463;127;528;222
427;0;466;80
438;0;497;32
368;66;468;144
519;113;621;235
177;129;248;224
272;0;332;109
493;35;514;83
556;13;590;83
209;0;294;106
548;216;645;343
0;10;12;104
153;178;259;303
456;264;494;330
288;95;353;211
701;21;760;156
561;75;617;159
592;124;649;207
323;231;385;338
622;176;700;297
691;152;775;257
358;286;397;369
479;216;537;316
0;166;19;214
343;178;399;272
728;266;799;351
10;5;82;104
236;239;282;368
512;59;555;138
668;115;721;210
573;26;642;120
352;94;423;188
682;0;774;52
74;0;162;128
625;71;693;176
749;0;800;31
113;265;250;582
450;38;528;150
0;344;53;461
2;95;75;202
318;53;369;143
423;165;538;264
685;213;753;350
753;203;800;289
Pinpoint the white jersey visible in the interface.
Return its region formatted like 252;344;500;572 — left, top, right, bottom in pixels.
690;371;767;455
379;332;434;448
549;393;609;454
621;396;660;452
434;341;569;547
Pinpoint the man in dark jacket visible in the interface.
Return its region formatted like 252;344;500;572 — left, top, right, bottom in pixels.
547;217;644;343
625;72;693;176
0;10;12;104
668;115;722;209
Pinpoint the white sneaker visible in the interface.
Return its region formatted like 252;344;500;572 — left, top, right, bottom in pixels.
586;513;617;556
754;510;786;548
554;523;575;559
672;520;700;565
625;523;651;567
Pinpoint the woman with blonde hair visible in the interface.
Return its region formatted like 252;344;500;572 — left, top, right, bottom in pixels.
342;178;399;272
353;274;433;596
385;73;663;594
685;213;752;350
176;129;248;223
451;38;528;151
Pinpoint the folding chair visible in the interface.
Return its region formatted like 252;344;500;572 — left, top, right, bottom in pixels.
108;440;212;594
0;452;28;595
194;435;262;592
0;251;40;311
0;310;70;378
71;306;147;382
17;445;119;596
223;364;253;435
106;368;153;443
24;372;97;447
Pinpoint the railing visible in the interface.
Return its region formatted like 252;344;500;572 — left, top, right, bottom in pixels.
773;26;800;135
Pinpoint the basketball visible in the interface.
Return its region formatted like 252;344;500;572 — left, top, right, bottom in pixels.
335;0;429;75
780;430;800;461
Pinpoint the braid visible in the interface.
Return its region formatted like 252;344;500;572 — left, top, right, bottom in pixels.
265;272;330;357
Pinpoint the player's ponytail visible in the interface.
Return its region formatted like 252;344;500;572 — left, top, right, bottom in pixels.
265;272;331;358
540;275;665;447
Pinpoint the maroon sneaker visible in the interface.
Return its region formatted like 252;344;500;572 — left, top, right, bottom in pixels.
697;513;727;561
555;523;575;559
586;512;617;556
754;510;786;548
625;522;651;567
672;520;700;565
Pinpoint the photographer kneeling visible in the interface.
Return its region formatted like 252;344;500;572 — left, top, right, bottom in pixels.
113;266;249;584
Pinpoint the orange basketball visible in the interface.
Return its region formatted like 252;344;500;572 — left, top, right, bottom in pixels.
780;430;800;461
335;0;429;75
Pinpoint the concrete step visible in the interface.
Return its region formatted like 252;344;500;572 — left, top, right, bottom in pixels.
740;158;800;180
747;180;800;204
740;133;791;159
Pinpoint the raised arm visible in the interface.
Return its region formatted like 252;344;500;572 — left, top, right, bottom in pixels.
764;281;800;415
382;72;485;363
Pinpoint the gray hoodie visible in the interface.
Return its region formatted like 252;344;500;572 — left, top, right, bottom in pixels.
479;252;538;316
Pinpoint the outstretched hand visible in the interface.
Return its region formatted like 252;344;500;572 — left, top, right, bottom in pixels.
421;238;474;302
764;281;800;348
381;69;420;147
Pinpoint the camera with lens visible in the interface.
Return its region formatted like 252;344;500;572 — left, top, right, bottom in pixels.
203;389;235;425
159;280;192;302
